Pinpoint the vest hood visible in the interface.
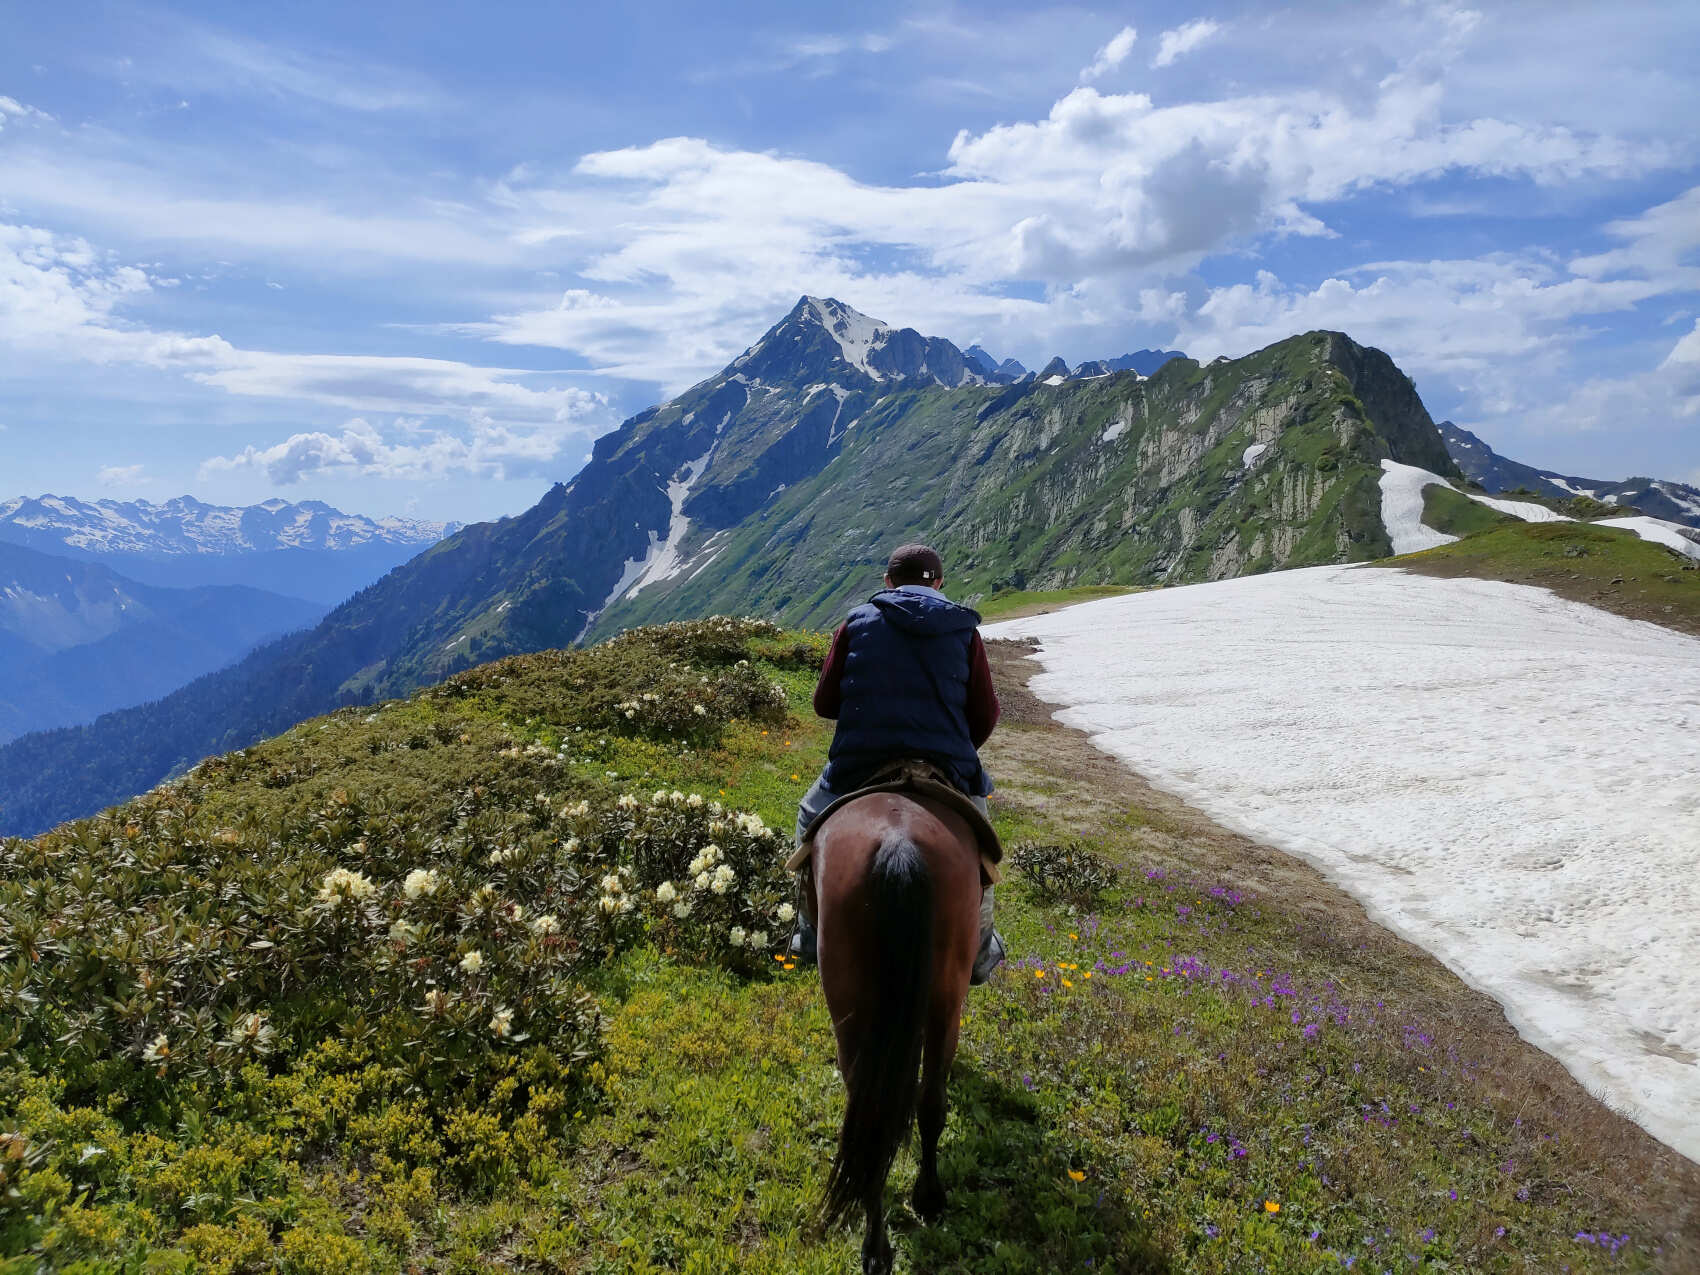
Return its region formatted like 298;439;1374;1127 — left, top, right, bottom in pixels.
869;586;982;637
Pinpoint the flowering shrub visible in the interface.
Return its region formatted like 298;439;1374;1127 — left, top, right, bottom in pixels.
0;614;819;1268
558;788;795;972
1009;839;1121;904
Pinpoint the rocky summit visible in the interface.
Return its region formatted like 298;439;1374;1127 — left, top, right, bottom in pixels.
0;297;1459;835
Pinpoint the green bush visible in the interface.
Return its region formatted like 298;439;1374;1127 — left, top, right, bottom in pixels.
1009;839;1121;904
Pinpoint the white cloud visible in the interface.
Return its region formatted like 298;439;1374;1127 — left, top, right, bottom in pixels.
1660;318;1700;412
97;464;148;487
1152;19;1221;69
200;415;586;484
0;220;611;466
1080;26;1137;82
0;94;52;130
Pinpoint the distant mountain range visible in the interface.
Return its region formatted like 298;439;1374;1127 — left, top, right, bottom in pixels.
0;295;1462;836
961;342;1187;384
0;495;460;603
1437;422;1700;529
0;541;324;743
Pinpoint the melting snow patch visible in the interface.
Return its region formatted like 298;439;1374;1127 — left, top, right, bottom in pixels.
987;566;1700;1163
1378;461;1459;554
1596;517;1700;561
1242;442;1269;467
1380;461;1696;559
1043;374;1068;386
1100;417;1129;445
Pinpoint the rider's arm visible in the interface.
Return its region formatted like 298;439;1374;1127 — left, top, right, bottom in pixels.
813;623;850;719
965;632;1000;746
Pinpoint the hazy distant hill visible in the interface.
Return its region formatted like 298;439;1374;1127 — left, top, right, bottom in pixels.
0;494;460;604
0;542;324;743
0;296;1459;835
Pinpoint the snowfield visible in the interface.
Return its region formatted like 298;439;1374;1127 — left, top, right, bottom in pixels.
986;566;1700;1163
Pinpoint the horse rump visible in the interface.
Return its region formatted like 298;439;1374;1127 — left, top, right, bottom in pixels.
820;830;934;1231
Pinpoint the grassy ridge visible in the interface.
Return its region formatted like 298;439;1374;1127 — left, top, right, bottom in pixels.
1380;520;1700;638
3;614;1695;1272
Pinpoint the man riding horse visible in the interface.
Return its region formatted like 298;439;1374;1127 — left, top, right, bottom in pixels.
788;543;1006;985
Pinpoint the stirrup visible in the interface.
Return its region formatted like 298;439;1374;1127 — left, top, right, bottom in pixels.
788;921;817;966
970;929;1006;986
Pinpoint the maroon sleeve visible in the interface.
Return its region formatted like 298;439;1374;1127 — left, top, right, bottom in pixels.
965;631;1000;746
813;623;850;719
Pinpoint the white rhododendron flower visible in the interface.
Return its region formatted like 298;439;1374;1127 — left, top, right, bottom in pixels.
695;872;711;891
693;703;708;716
600;874;623;894
655;881;677;904
616;794;639;810
532;913;559;936
652;789;669;804
599;895;620;914
317;867;377;905
776;903;796;923
710;864;736;895
489;1007;514;1037
673;900;692;918
729;926;747;946
686;793;704;807
751;931;768;949
389;919;423;946
142;1034;170;1064
563;837;581;854
402;868;440;899
459;949;485;974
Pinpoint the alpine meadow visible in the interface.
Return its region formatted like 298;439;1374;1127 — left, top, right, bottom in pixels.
4;4;1700;1274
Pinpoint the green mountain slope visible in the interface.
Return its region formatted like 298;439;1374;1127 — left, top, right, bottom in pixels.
599;329;1456;633
0;300;1456;836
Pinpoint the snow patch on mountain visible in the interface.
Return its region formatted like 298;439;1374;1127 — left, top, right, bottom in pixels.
803;296;889;378
1378;462;1460;555
1597;517;1700;560
1379;461;1700;561
1242;442;1269;467
0;494;457;556
987;566;1700;1162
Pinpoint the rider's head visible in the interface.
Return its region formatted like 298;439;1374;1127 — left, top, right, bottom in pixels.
884;543;944;591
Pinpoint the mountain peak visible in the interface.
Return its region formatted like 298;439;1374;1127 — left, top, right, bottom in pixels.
735;295;983;390
795;295;891;378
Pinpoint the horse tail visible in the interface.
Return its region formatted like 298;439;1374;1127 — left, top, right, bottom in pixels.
821;830;934;1231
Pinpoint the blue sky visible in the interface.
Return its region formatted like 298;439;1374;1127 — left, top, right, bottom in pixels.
2;1;1697;524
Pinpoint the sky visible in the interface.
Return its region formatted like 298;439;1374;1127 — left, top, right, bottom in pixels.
2;1;1697;525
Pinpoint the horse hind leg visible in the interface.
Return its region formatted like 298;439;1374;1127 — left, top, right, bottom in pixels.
911;1070;948;1221
911;1008;957;1221
861;1192;892;1275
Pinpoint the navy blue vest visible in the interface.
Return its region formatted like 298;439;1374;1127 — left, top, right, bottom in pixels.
822;586;992;797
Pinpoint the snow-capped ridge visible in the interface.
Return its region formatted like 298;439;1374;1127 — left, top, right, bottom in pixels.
0;493;459;557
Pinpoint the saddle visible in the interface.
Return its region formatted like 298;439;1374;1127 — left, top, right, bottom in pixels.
784;758;1002;886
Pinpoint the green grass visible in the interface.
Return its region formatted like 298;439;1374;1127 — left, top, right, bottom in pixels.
1420;483;1518;538
973;585;1140;621
1378;519;1700;636
3;616;1693;1273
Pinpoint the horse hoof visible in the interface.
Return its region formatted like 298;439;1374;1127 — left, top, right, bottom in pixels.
912;1178;947;1222
861;1230;893;1274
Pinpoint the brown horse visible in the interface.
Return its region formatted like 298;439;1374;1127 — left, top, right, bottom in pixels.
810;790;984;1274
